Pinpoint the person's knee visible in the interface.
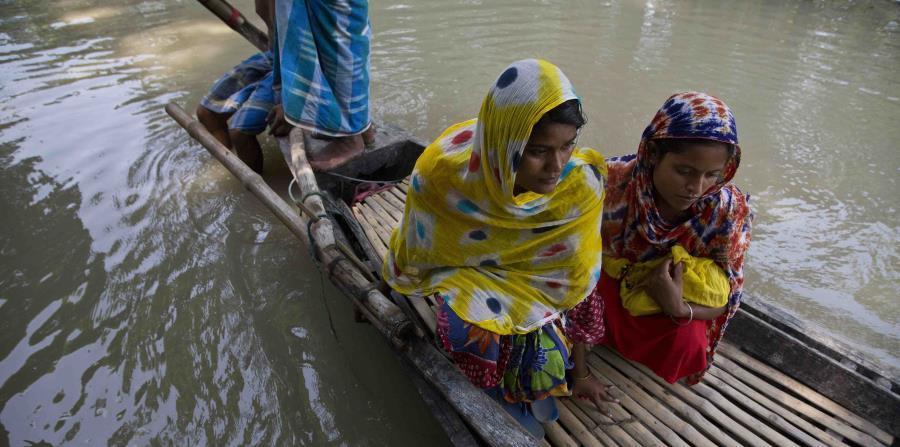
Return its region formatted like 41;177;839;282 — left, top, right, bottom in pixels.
196;105;215;125
197;105;229;128
671;324;708;357
229;129;258;145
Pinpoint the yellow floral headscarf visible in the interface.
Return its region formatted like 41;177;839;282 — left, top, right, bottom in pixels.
383;59;607;335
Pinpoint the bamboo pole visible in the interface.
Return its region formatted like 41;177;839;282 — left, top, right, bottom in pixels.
717;343;892;445
705;366;845;446
557;400;604;447
560;400;623;446
408;295;438;335
166;103;408;343
351;207;387;259
588;353;708;447
543;421;578;447
389;184;408;201
567;398;636;446
689;381;799;446
197;0;269;52
379;188;406;212
366;195;401;227
714;349;884;446
370;193;404;220
583;359;667;446
356;203;394;247
596;349;742;447
703;370;831;447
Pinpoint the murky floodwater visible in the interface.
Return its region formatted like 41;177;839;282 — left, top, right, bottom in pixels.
0;0;897;445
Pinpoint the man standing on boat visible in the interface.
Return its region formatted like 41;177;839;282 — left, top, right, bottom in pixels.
267;0;374;171
195;0;279;174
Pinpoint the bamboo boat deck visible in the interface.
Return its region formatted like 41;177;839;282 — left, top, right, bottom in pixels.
352;181;894;447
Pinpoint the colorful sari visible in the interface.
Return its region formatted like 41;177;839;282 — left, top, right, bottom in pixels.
383;59;607;401
571;92;753;384
273;0;370;136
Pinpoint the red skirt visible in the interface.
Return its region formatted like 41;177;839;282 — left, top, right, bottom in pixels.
595;271;710;383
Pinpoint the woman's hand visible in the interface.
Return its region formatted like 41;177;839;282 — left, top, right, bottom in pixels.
571;373;619;414
642;258;690;317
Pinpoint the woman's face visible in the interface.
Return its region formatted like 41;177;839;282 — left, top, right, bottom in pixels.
651;141;730;220
514;122;578;195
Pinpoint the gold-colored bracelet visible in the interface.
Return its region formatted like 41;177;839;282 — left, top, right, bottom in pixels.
572;371;592;381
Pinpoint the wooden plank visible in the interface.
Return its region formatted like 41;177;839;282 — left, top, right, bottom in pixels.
583;361;667;447
387;184;407;202
544;420;578;447
724;309;899;437
589;353;711;447
357;203;394;248
690;381;798;446
378;188;406;213
398;357;480;447
557;400;604;447
359;201;396;238
714;349;887;446
702;371;827;447
351;206;387;259
363;196;400;227
405;336;538;446
718;343;894;445
565;398;639;446
595;346;768;447
596;349;742;447
408;295;438;335
706;366;845;446
739;297;897;389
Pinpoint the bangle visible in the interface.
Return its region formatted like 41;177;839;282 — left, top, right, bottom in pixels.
572;371;592;381
670;301;693;326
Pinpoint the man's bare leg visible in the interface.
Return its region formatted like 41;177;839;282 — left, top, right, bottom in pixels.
229;129;264;174
196;105;233;149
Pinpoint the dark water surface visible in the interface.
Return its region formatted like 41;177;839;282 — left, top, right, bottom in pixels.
1;0;898;445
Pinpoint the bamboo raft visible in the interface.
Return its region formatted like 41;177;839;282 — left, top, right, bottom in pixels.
170;1;900;444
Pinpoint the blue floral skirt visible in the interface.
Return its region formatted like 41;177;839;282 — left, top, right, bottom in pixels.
435;296;572;403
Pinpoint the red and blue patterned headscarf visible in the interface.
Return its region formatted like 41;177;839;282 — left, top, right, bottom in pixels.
602;92;753;382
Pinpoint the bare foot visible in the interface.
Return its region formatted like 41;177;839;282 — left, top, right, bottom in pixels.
308;134;364;171
311;126;374;146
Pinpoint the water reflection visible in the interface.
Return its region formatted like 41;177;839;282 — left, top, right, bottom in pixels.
0;0;448;445
1;0;898;445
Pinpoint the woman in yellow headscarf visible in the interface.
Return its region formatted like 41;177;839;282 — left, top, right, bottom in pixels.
383;59;611;435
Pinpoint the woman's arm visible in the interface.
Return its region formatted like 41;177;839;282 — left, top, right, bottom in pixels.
643;258;728;321
570;343;619;412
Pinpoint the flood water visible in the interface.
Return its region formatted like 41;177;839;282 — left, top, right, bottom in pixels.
1;0;897;445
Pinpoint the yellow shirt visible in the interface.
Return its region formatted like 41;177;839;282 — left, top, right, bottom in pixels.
601;245;730;316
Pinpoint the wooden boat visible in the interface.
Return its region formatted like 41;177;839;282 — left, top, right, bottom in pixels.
170;2;899;444
165;108;898;446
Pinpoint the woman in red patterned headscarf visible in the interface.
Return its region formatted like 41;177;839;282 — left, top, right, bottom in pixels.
566;92;753;398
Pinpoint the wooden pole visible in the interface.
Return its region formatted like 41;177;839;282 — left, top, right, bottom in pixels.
197;0;269;52
165;103;410;342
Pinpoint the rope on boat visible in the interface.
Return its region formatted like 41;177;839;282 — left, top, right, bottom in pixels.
318;170;407;185
288;177;378;283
